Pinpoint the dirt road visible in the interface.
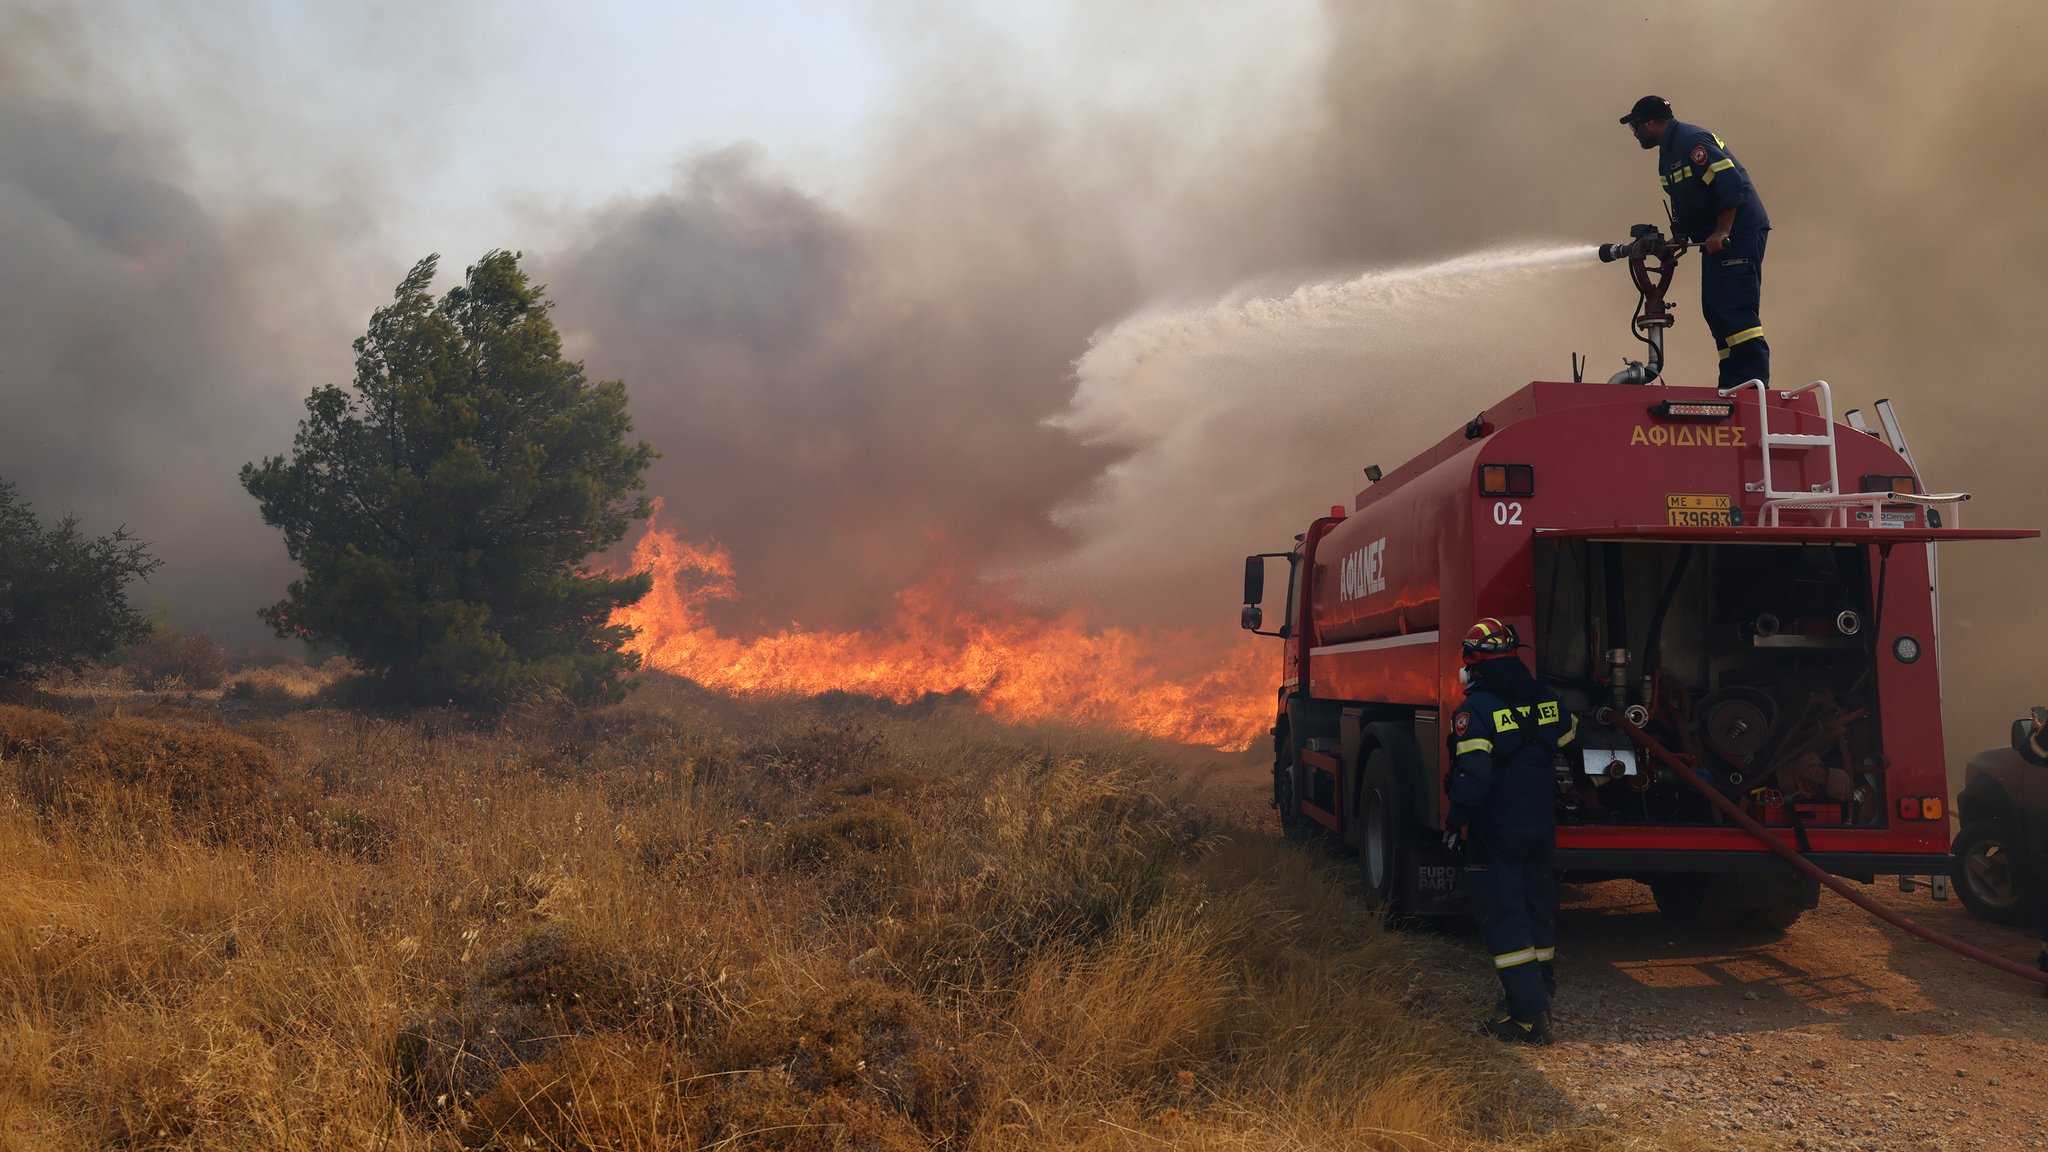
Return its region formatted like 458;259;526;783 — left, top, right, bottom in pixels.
1536;879;2048;1151
1189;756;2048;1151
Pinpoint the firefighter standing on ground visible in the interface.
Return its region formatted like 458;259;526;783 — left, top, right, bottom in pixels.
1620;95;1771;388
1443;618;1577;1043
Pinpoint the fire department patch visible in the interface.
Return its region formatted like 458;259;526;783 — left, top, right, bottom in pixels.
1690;144;1710;166
1453;712;1471;737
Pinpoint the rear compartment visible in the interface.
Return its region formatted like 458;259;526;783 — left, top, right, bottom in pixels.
1534;538;1885;831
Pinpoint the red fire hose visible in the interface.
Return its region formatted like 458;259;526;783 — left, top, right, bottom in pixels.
1616;718;2048;988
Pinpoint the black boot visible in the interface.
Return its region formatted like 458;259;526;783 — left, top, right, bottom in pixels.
1481;1012;1554;1045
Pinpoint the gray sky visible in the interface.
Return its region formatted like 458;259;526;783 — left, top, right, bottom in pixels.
42;0;1316;267
49;0;897;255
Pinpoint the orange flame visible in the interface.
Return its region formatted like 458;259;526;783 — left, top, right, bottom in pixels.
611;512;1274;749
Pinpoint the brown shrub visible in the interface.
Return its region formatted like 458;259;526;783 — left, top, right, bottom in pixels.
120;631;227;691
0;703;72;758
397;924;643;1118
692;1078;928;1152
717;973;973;1148
743;719;889;790
780;798;915;870
22;713;279;832
464;1035;696;1151
217;665;334;710
830;765;932;801
310;804;391;860
223;675;290;703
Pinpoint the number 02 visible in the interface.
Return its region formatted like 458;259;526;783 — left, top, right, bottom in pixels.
1492;501;1523;526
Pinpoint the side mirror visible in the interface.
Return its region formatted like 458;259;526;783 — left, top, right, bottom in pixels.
1243;555;1265;607
1240;605;1263;632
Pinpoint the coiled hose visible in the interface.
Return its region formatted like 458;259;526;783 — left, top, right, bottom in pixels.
1617;717;2048;988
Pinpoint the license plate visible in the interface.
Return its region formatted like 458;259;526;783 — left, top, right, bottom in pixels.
1667;493;1734;527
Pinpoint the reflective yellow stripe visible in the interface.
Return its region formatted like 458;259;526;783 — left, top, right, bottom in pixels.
1725;326;1765;347
1709;158;1735;172
1701;167;1716;186
1534;947;1555;962
1455;738;1493;755
1494;948;1538;969
1718;347;1732;361
1558;715;1578;747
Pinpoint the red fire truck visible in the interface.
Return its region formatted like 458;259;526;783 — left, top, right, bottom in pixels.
1240;227;2036;927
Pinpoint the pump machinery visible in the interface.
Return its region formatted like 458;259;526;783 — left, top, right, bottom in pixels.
1240;229;2037;927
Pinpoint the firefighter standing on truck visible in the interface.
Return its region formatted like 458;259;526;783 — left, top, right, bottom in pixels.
1443;618;1578;1044
1620;94;1771;388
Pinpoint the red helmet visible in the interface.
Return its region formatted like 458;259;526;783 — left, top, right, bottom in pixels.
1461;617;1520;664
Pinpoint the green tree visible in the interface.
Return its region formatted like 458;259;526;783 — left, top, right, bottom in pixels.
0;480;160;685
241;251;657;707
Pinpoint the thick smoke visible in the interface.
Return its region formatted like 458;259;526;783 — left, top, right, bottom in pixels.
3;1;2044;769
541;145;1130;632
0;26;354;644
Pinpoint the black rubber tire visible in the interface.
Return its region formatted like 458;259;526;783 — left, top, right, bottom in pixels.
1952;820;2037;926
1273;746;1315;842
1649;874;1705;925
1356;746;1402;910
1746;906;1806;932
1648;874;1749;930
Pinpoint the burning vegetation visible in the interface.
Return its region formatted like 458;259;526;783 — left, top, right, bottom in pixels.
613;511;1273;750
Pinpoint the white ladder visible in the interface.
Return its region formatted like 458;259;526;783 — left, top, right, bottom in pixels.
1718;379;1970;527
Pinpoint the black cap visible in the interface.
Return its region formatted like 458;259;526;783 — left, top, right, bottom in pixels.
1619;95;1673;125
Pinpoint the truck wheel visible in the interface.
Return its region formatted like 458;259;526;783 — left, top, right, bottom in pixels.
1649;874;1706;925
1952;821;2036;926
1746;906;1806;932
1648;874;1749;929
1274;751;1314;842
1357;746;1402;910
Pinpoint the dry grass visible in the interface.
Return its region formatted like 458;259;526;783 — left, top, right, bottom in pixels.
0;678;1735;1150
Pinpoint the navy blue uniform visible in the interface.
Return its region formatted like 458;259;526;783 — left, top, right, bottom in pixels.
1658;120;1770;388
1448;677;1577;1019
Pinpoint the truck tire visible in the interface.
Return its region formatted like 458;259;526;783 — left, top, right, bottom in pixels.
1357;746;1402;910
1274;749;1315;842
1952;820;2036;926
1746;906;1806;932
1651;874;1813;931
1648;874;1749;930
